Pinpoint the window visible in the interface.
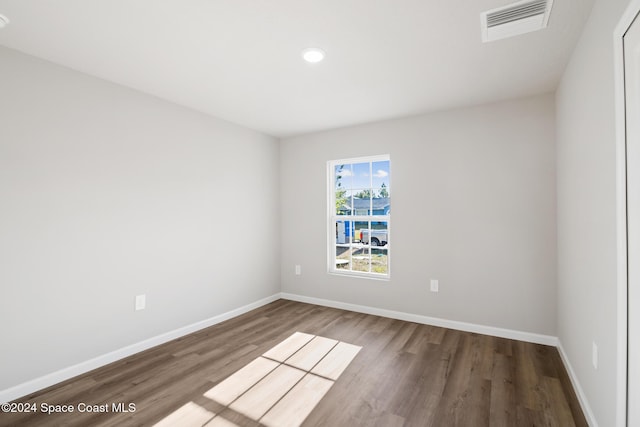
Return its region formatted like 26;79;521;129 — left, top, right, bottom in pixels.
328;155;390;278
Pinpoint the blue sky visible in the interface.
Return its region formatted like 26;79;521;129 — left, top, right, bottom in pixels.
335;160;390;193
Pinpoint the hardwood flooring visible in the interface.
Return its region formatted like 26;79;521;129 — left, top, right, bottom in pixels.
0;299;587;427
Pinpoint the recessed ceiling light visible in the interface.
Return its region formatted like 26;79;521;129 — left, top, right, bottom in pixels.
0;14;9;29
302;48;325;63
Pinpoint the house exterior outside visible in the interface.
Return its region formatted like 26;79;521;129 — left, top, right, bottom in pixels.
336;197;390;244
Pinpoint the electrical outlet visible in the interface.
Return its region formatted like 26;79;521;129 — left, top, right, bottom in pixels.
592;341;598;370
295;265;301;275
135;294;146;311
430;279;439;292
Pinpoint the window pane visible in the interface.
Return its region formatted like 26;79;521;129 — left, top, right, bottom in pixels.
335;246;351;270
354;221;369;244
371;248;388;274
352;247;370;273
335;220;355;244
367;221;388;247
335;164;352;190
372;160;390;189
352;162;370;189
371;196;390;216
352;190;371;215
335;190;351;215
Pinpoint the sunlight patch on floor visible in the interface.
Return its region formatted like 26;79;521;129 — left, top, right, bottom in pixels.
153;332;360;427
208;332;361;426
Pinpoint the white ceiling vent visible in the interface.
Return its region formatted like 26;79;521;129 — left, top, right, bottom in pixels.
481;0;553;42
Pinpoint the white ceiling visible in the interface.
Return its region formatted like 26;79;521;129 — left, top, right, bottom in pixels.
0;0;595;138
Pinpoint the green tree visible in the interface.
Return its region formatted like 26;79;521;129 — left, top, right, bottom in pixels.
378;183;389;198
335;165;349;214
354;189;372;199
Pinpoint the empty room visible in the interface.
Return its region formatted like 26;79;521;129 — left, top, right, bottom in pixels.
1;0;638;426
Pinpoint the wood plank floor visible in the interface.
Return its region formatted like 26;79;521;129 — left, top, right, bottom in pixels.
0;299;587;427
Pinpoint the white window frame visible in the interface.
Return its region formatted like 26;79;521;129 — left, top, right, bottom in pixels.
327;154;391;279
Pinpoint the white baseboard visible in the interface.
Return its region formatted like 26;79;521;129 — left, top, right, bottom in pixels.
557;340;599;427
0;293;281;404
280;292;558;346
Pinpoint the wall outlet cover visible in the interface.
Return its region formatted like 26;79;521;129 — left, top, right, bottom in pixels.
135;294;146;311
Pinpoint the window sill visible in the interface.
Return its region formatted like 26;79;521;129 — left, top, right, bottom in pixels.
328;270;390;282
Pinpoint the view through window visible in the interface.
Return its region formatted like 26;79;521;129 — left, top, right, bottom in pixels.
328;155;390;278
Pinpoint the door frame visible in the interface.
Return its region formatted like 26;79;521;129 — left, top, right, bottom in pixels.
615;2;640;425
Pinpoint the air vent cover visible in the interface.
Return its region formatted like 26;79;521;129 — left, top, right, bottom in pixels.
481;0;553;42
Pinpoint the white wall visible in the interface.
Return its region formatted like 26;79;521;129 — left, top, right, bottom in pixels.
556;0;632;425
280;94;557;336
0;46;280;391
